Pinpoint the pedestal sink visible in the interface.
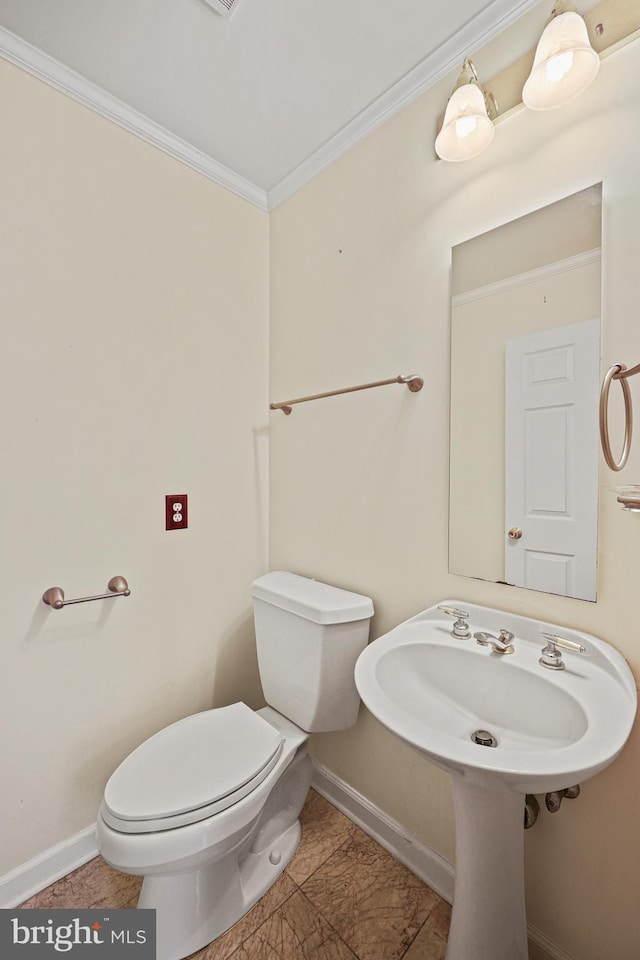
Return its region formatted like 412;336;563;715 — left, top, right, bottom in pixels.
354;600;637;960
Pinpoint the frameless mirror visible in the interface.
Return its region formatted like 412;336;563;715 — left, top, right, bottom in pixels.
449;184;602;601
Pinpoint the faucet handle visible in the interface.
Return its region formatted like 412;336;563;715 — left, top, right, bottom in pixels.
540;632;587;670
438;605;471;638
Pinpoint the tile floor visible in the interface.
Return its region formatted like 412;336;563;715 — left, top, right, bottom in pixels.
20;789;451;959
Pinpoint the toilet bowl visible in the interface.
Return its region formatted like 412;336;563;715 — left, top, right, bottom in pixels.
97;572;374;960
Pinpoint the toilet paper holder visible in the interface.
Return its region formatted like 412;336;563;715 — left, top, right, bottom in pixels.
42;576;131;610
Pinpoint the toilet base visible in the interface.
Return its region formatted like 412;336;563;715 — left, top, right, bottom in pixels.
135;737;313;960
139;819;302;960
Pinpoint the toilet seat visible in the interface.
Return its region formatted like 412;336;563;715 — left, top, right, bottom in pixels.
101;703;284;834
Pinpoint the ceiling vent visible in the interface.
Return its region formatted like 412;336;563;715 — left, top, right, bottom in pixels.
201;0;244;20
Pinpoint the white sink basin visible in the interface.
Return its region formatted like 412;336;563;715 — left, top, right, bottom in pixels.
355;600;636;794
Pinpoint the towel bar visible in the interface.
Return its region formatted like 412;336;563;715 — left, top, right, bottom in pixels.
269;373;424;415
42;576;131;610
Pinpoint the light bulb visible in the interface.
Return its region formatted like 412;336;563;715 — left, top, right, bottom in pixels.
545;49;574;83
455;116;478;138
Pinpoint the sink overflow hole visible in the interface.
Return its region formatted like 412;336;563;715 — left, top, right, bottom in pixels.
471;729;498;747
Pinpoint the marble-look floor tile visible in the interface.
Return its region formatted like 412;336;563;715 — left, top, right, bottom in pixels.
192;872;298;960
402;924;447;960
230;890;358;960
16;792;452;960
301;830;439;960
286;789;359;886
20;856;141;910
422;898;451;941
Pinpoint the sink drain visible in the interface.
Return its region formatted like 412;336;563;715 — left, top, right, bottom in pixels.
471;729;498;747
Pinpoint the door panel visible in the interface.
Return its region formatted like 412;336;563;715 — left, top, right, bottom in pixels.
505;317;599;600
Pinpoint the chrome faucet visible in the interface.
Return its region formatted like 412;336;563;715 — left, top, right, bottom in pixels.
473;630;515;655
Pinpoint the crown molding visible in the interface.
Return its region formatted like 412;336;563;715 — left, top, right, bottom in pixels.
0;27;269;212
266;0;541;208
452;247;601;308
1;0;541;212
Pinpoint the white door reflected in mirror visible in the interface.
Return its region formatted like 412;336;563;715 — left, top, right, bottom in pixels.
504;318;599;600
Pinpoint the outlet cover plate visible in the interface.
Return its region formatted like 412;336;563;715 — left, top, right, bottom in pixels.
166;494;188;530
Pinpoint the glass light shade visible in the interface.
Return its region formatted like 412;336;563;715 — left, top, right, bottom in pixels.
523;11;600;110
435;83;495;162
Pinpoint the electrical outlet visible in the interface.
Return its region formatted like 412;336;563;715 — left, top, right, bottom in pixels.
166;494;188;530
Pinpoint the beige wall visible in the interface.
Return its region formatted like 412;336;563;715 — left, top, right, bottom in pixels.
269;31;640;960
0;59;269;872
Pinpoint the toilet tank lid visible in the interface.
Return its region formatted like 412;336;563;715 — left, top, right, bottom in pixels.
252;571;374;624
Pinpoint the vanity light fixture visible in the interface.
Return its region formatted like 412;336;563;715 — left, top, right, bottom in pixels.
434;0;640;162
523;3;600;110
434;59;497;162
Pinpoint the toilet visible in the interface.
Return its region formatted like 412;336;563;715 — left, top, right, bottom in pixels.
96;571;374;960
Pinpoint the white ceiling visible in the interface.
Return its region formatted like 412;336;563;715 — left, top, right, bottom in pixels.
0;0;542;207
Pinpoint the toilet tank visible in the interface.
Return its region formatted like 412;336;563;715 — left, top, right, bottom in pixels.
251;572;374;733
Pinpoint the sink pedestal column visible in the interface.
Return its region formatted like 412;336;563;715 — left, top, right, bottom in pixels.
446;778;528;960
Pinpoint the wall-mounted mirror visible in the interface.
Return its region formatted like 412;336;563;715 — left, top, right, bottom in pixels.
449;184;602;602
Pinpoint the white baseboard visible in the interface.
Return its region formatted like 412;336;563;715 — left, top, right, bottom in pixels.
310;760;573;960
0;825;98;908
527;930;578;960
